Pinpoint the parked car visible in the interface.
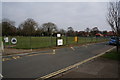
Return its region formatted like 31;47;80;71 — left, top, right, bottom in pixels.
108;37;120;45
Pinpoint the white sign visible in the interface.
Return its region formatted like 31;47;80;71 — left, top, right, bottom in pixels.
4;37;9;42
11;38;17;44
57;34;61;37
57;39;63;46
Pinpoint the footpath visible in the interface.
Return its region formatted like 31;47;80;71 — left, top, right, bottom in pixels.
56;57;119;79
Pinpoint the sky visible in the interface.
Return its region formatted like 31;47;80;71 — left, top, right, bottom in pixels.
2;2;112;31
1;0;112;2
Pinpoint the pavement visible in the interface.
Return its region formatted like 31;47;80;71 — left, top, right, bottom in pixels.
57;57;119;79
2;42;116;79
2;48;53;56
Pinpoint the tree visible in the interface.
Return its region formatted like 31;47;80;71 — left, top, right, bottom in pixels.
102;30;108;36
18;18;38;36
90;27;99;36
2;18;17;36
85;27;91;36
42;22;57;36
67;27;74;31
107;1;120;36
59;29;66;36
34;27;43;36
107;1;120;52
78;31;86;37
67;27;74;36
74;31;79;36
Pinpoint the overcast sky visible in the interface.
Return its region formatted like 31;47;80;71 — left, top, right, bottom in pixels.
2;2;111;31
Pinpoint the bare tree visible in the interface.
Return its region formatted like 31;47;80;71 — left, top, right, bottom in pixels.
107;1;120;52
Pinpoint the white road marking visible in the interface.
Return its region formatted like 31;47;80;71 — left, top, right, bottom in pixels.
53;50;55;54
70;47;75;51
0;74;3;78
12;57;17;59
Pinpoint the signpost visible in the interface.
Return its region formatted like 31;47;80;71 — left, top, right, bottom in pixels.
57;34;61;37
4;37;9;43
57;39;63;46
11;38;17;44
57;34;63;46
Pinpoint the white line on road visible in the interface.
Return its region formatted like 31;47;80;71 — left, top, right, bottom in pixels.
0;74;3;78
53;50;56;54
70;47;75;51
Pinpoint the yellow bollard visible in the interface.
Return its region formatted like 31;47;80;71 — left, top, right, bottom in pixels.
74;36;78;42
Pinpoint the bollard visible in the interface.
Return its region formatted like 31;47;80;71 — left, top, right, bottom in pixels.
53;49;55;54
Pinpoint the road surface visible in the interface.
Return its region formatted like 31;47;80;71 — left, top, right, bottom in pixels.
2;42;114;79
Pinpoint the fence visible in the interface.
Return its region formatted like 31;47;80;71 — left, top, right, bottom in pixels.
3;36;109;49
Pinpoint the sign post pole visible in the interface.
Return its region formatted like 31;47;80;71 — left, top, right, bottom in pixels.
57;34;63;46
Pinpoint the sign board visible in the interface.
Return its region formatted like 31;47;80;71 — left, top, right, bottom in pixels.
4;37;9;42
11;38;17;44
57;34;61;37
57;39;63;46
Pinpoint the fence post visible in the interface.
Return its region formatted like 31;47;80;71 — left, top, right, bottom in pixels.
66;34;68;45
51;34;52;47
30;36;32;51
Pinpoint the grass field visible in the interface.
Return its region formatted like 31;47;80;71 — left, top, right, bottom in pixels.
102;49;120;60
3;36;108;49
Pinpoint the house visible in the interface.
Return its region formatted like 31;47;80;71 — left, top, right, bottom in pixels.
95;33;103;37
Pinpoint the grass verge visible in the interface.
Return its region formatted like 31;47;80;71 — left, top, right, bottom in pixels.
102;49;120;60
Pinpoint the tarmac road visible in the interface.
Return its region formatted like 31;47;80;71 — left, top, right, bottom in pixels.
2;42;114;78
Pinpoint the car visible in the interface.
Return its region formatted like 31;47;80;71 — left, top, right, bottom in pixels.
108;37;120;45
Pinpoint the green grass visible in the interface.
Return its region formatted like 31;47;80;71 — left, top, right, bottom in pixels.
3;36;108;49
102;49;120;60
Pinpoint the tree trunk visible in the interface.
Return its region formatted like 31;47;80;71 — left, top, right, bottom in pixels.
116;37;119;53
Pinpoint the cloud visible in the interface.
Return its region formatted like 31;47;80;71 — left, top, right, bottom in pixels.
2;0;110;2
2;2;111;31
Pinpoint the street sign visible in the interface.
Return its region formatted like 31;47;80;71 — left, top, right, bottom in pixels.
4;37;9;42
57;34;61;37
11;38;17;44
57;39;63;46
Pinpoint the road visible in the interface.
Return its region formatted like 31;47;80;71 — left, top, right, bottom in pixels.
2;42;114;79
